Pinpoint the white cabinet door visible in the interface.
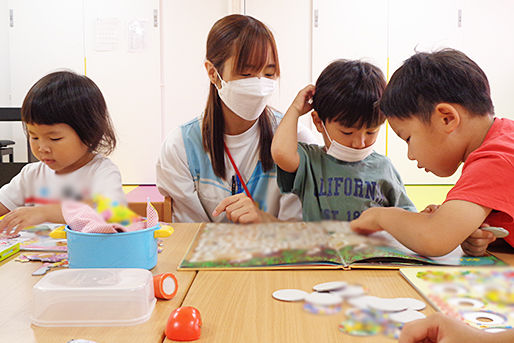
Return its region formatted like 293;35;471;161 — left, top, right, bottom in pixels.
246;0;313;119
0;0;10;106
5;0;84;162
386;0;463;185
311;0;389;154
7;0;85;105
83;0;161;184
460;0;514;121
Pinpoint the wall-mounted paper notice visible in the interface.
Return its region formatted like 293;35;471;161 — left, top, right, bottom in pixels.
95;18;120;52
128;20;147;53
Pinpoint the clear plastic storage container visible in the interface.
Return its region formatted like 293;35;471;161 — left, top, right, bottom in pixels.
32;268;156;327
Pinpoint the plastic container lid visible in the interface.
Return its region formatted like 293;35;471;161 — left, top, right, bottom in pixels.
32;268;156;327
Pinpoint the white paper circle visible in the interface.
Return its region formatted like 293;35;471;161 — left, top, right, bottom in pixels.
462;311;507;326
447;297;484;310
305;292;343;306
368;297;408;312
347;295;379;309
395;297;426;311
330;285;365;298
272;289;309;302
389;310;426;323
313;281;347;292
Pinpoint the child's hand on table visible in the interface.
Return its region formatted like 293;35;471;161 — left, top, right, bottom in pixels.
212;193;263;224
0;206;46;235
350;207;384;235
461;223;496;256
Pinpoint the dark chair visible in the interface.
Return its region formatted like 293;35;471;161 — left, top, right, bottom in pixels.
0;140;15;163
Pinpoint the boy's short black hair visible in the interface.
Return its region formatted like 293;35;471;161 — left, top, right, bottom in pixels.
380;49;494;122
21;70;116;154
312;59;386;128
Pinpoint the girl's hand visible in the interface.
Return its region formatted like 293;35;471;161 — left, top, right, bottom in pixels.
287;84;315;117
461;223;496;256
420;204;440;214
350;207;384;235
0;207;46;235
212;193;263;224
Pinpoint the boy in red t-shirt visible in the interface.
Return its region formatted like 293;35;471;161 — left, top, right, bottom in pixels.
350;49;514;257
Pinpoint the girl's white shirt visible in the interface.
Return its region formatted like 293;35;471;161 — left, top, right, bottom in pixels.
0;154;126;210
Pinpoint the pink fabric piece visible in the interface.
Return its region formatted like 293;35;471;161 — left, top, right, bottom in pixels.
146;201;159;227
62;201;130;233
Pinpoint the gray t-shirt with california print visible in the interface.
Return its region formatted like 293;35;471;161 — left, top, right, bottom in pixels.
277;143;416;221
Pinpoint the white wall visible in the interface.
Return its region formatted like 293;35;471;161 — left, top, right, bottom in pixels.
3;0;84;162
83;0;161;184
160;0;231;137
386;0;462;184
311;0;514;184
2;0;514;184
246;1;311;110
0;0;9;106
312;0;388;154
461;0;514;121
0;0;12;162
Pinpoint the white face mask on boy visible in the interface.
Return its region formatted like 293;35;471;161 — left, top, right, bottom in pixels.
215;71;277;121
322;122;374;162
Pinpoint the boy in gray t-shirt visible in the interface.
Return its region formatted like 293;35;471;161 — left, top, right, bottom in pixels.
271;60;415;221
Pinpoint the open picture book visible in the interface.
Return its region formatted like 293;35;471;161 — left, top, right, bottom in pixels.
178;221;505;270
0;224;67;252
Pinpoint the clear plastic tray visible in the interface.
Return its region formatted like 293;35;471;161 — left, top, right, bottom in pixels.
32;268;156;327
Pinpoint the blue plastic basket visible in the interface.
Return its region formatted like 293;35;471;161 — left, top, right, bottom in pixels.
59;225;172;269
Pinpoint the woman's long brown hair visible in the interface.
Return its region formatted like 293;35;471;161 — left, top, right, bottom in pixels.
202;14;280;179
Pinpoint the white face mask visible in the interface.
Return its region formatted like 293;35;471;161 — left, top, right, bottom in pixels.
215;71;277;121
322;122;374;162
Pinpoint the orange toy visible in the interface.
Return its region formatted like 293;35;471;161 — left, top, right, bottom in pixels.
153;273;178;300
165;306;202;341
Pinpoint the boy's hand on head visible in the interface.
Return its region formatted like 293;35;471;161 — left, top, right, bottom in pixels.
399;312;489;343
420;204;440;214
212;193;262;224
350;207;384;235
288;84;315;117
461;224;496;256
0;207;46;235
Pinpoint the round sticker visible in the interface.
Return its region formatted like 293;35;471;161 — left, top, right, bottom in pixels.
462;311;507;326
305;292;343;306
313;281;347;292
272;289;309;302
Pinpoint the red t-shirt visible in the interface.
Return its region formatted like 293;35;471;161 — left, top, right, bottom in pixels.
445;118;514;247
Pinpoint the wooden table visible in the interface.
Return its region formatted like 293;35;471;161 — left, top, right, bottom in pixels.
0;223;199;343
0;223;512;343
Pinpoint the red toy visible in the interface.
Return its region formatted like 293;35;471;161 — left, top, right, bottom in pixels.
153;273;178;300
165;306;202;341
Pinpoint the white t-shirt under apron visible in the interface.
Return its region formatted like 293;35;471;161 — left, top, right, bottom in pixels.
156;111;316;222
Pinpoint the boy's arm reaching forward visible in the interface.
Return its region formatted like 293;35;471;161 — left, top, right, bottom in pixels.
350;199;491;257
271;85;315;173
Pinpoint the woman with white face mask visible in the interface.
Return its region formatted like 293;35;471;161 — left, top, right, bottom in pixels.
156;14;315;223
